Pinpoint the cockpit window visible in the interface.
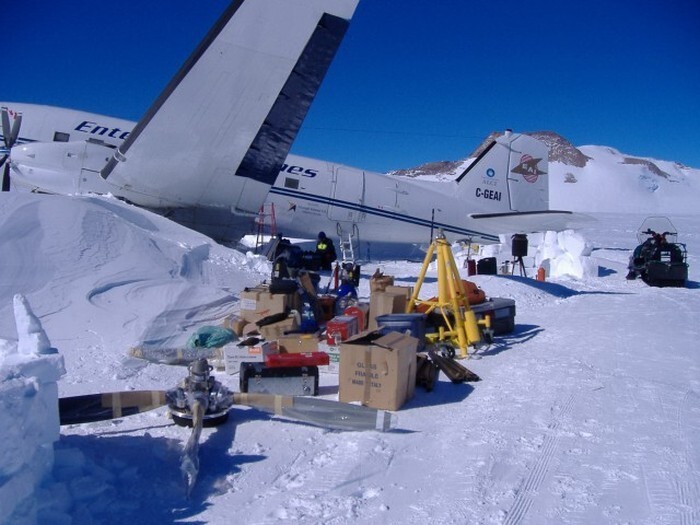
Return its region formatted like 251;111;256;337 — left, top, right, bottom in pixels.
53;132;70;142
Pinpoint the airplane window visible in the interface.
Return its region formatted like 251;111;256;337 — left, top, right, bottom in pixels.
284;177;299;189
54;132;70;142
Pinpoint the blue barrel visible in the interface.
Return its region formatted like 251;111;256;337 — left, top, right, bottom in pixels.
375;313;427;351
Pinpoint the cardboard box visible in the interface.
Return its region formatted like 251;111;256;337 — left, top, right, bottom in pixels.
326;315;359;344
385;285;413;300
278;332;321;353
318;340;340;374
368;291;407;330
339;331;418;411
259;315;299;340
223;340;279;374
370;274;395;293
239;287;292;323
221;314;247;336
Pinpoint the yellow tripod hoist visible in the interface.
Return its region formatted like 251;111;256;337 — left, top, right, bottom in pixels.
407;231;490;358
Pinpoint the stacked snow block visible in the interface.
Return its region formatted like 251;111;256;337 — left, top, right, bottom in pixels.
0;295;66;525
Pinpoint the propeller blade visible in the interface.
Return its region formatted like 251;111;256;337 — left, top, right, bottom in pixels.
181;399;204;497
58;390;168;425
9;112;22;145
128;345;223;366
1;107;10;149
1;161;9;192
232;393;397;432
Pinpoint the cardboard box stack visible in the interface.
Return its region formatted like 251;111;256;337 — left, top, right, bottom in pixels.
217;275;422;408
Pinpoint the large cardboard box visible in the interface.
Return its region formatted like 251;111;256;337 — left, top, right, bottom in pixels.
239;287;293;323
368;291;407;330
339;331;418;411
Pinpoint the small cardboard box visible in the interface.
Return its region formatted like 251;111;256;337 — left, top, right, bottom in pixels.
317;340;340;374
239;287;291;323
259;315;299;340
385;285;413;300
370;274;395;293
278;332;321;353
368;291;407;330
326;346;340;374
224;340;279;374
221;314;247;336
339;330;418;411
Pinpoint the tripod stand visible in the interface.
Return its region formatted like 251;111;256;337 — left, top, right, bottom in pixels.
512;256;527;277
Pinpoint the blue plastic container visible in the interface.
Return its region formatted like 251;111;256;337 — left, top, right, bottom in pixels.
375;313;427;351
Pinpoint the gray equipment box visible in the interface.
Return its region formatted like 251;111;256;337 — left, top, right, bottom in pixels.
239;362;319;396
470;297;516;334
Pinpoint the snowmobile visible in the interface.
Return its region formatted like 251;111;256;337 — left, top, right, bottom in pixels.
626;216;688;287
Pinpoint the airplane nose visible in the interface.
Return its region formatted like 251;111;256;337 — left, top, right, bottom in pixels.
11;144;35;165
9;142;76;193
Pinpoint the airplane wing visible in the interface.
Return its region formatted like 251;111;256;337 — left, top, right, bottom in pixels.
101;0;358;239
469;210;595;235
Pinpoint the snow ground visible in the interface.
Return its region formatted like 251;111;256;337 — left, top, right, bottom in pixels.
1;193;699;524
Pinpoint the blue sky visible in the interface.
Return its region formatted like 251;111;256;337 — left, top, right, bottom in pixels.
5;0;700;172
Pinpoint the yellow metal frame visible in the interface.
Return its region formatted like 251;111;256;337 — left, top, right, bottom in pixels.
407;232;490;358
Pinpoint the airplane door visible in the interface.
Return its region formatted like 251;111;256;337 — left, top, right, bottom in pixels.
328;168;365;222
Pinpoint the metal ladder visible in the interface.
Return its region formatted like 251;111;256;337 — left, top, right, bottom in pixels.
336;223;360;262
254;203;276;254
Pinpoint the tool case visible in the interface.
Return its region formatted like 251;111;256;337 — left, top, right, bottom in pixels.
239;362;319;396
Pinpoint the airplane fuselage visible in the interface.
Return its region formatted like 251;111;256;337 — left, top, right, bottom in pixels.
3;103;503;250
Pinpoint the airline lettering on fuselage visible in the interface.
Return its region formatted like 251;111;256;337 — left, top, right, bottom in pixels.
279;164;318;177
75;121;130;140
475;188;501;201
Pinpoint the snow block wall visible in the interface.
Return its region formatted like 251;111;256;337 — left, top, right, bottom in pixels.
475;230;597;279
0;295;65;525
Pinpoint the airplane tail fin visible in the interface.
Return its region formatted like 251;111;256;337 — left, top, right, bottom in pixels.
457;131;589;235
101;0;359;237
456;130;549;213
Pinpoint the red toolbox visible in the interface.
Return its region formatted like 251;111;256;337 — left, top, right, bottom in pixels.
325;315;359;345
343;304;369;332
265;352;329;368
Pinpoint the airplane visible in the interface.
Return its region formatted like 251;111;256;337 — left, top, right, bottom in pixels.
1;1;579;258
